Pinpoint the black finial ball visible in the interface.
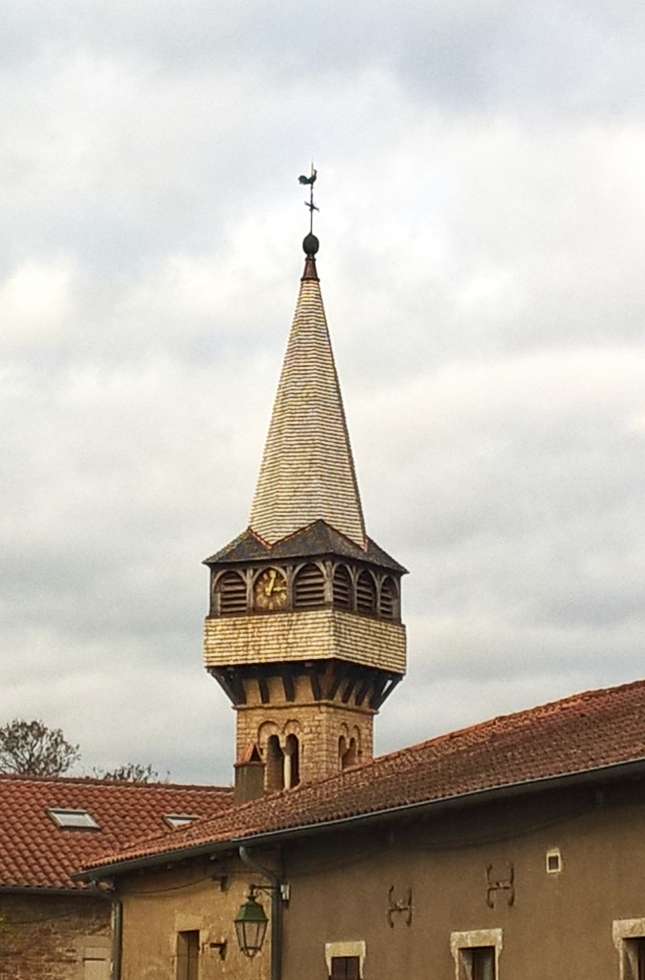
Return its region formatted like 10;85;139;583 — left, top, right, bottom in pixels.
303;233;319;256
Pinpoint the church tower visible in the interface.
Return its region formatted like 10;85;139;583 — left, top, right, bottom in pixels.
204;192;407;799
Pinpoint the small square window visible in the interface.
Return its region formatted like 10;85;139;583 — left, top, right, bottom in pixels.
546;848;562;874
165;814;197;829
48;808;100;830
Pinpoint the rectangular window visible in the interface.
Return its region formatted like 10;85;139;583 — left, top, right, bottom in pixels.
48;808;100;830
176;931;200;980
613;919;645;979
330;957;360;980
625;938;645;980
451;930;501;980
470;947;496;980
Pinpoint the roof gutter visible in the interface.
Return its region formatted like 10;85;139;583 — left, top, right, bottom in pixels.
77;754;645;880
74;838;234;881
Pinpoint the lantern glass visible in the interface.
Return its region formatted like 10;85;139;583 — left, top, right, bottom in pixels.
235;893;269;958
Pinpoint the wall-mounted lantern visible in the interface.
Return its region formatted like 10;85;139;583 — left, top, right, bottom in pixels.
235;888;269;958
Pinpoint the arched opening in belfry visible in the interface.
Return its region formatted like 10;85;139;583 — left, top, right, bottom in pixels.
266;735;284;791
332;565;352;610
356;570;377;615
215;570;247;616
293;563;325;609
340;736;358;769
284;733;300;788
380;576;398;620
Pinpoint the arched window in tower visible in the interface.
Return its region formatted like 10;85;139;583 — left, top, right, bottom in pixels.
340;736;358;770
215;571;247;616
266;735;284;792
380;577;398;620
332;565;352;611
293;563;325;609
356;570;377;616
284;734;300;788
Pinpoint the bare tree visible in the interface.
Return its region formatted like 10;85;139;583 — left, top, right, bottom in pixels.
0;720;80;776
92;762;167;783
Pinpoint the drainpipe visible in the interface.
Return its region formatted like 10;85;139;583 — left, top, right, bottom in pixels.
111;899;123;980
239;846;283;980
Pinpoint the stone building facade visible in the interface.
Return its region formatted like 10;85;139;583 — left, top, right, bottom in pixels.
0;893;112;980
0;775;231;980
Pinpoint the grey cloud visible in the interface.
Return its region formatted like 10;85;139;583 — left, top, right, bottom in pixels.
2;0;645;781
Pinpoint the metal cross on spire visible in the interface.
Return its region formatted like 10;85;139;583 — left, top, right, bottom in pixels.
298;163;318;233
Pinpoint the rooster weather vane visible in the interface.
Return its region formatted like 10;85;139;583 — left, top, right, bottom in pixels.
298;164;318;234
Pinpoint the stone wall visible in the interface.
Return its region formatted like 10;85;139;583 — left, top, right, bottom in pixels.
235;671;374;784
0;893;112;980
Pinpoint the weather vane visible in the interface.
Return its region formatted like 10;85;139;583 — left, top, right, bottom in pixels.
298;163;318;234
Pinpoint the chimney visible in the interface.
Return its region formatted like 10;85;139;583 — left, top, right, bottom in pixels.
234;744;265;804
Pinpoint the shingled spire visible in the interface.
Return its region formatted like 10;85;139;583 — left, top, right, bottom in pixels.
249;235;367;549
205;179;407;798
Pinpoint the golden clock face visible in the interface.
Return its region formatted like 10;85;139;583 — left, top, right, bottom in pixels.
254;568;288;612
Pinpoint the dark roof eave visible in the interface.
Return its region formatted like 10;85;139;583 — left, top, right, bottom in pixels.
74;838;235;882
77;755;645;880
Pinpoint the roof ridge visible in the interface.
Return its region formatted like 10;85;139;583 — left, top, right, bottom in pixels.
0;773;232;792
361;675;645;771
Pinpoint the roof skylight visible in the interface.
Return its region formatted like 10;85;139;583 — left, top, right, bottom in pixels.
48;808;100;830
164;814;197;830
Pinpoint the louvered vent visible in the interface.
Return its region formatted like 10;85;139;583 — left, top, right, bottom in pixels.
332;565;352;610
356;571;376;615
293;564;325;609
217;571;247;615
380;578;397;620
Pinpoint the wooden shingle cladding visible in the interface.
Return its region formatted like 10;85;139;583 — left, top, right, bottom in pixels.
203;608;406;674
249;273;366;549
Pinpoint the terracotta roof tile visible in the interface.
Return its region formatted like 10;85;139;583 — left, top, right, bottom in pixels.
0;775;231;890
85;677;645;873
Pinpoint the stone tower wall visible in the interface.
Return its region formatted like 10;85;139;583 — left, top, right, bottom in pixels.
235;675;374;784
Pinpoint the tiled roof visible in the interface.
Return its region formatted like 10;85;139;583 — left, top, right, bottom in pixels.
0;775;231;891
204;521;406;573
249;258;367;549
84;678;645;874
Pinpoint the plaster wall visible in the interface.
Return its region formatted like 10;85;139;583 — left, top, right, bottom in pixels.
116;781;645;980
118;858;269;980
280;783;645;980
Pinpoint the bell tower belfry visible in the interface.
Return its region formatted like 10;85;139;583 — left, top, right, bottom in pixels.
204;181;407;798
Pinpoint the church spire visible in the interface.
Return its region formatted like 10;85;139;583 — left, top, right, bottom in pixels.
249;211;366;549
204;173;407;798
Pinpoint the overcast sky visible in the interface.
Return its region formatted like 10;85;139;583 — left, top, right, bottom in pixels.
2;1;645;784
